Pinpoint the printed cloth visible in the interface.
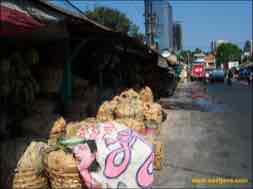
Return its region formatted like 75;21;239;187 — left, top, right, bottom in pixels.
72;121;154;189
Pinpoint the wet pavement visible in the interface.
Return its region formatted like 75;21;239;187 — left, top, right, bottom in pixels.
155;81;252;188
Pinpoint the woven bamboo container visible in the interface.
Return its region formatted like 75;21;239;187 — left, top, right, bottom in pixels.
43;149;83;189
13;168;48;189
12;142;49;189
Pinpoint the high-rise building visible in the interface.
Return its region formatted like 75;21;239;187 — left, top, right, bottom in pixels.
210;40;229;52
151;0;173;52
243;40;253;56
173;21;183;51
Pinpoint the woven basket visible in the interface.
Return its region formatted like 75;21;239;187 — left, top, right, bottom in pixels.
12;142;49;189
13;168;48;189
43;149;83;189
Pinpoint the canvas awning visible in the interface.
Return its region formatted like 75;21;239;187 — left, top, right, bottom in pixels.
0;0;64;36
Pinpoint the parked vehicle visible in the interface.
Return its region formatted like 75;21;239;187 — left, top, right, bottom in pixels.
190;60;205;81
209;69;225;82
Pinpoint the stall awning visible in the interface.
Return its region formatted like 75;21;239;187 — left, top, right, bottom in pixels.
0;3;46;36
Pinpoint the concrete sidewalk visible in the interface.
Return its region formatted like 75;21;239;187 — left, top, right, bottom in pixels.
154;82;252;188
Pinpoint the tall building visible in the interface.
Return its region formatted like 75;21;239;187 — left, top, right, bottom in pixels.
243;40;253;56
173;21;183;51
151;0;173;52
210;40;228;52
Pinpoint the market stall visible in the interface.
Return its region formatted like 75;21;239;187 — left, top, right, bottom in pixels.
1;1;172;188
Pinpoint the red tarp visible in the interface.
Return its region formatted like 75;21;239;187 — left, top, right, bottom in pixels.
0;5;45;36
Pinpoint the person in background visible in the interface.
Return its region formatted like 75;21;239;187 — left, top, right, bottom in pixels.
227;69;233;86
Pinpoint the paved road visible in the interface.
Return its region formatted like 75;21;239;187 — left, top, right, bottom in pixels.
155;81;252;188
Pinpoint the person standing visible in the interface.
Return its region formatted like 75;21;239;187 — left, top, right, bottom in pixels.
227;69;233;86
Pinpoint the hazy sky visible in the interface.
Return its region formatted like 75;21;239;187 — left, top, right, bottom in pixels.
51;0;252;51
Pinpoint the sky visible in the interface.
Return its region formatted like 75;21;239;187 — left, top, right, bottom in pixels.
51;0;252;51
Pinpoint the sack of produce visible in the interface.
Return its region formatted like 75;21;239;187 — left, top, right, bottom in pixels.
74;121;154;188
12;141;49;189
139;86;154;103
114;98;144;121
43;149;83;189
115;118;145;134
48;117;66;145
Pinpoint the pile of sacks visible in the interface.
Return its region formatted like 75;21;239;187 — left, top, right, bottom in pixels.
12;86;166;189
96;86;165;134
96;87;165;170
13;116;155;189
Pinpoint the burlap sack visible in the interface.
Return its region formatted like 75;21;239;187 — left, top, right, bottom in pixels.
43;149;82;189
12;142;49;189
139;86;154;103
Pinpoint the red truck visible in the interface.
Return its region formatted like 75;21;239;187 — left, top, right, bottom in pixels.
190;61;205;81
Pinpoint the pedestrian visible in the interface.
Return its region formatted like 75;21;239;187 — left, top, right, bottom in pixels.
227;69;233;86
